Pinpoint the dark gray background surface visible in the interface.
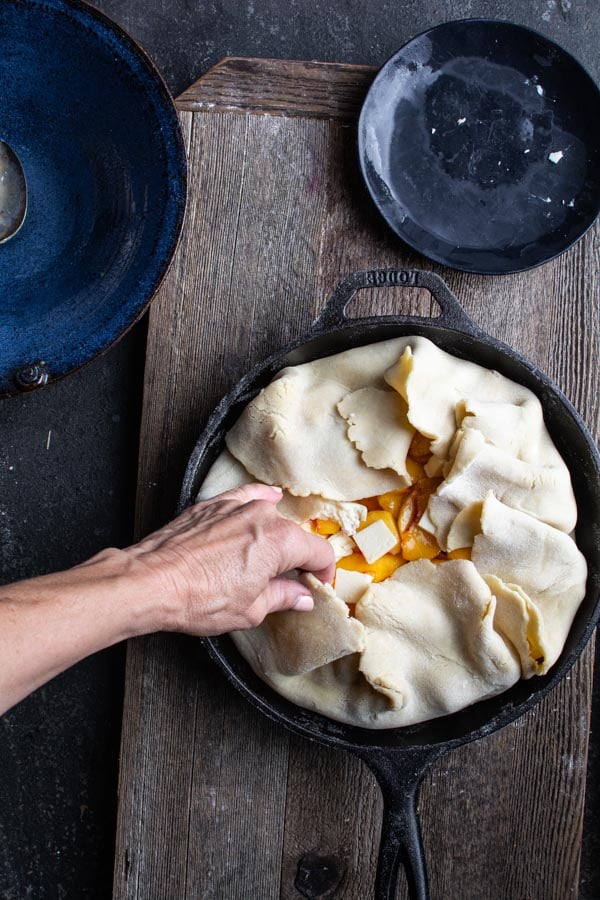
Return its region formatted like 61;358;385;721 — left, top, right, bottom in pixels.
0;1;598;897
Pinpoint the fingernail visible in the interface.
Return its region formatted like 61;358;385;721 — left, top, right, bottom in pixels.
270;485;283;493
293;595;314;612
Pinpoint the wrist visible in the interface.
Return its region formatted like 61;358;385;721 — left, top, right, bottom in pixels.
104;546;187;636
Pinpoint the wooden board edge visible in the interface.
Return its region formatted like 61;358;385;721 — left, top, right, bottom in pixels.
175;56;378;118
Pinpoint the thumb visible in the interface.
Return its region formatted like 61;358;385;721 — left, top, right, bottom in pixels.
259;576;315;615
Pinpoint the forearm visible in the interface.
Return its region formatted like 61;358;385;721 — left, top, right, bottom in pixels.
0;485;333;717
0;548;175;716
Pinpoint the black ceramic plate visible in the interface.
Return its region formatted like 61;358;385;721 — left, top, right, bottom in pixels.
358;19;600;274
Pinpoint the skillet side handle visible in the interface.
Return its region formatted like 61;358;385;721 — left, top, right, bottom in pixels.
357;746;443;900
313;268;481;336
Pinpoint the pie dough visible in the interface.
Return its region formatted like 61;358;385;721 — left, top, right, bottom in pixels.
337;387;414;480
356;560;521;722
472;493;587;675
197;448;368;533
233;574;365;677
197;336;587;728
420;428;577;548
225;338;416;500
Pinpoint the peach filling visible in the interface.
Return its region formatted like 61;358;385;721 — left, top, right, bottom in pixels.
311;432;472;586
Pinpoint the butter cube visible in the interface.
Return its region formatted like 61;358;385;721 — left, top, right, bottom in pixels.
328;531;355;561
353;519;398;563
334;568;373;605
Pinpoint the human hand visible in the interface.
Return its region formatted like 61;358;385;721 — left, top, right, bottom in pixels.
126;483;336;636
0;483;335;714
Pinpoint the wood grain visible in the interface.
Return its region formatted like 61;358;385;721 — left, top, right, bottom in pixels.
114;58;598;900
176;57;376;118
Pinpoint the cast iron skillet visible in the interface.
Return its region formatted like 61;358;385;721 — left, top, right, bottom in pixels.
179;269;600;900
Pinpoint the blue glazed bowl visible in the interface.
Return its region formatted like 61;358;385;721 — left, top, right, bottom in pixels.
0;0;187;396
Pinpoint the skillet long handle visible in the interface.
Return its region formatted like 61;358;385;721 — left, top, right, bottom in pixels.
357;747;443;900
376;780;427;900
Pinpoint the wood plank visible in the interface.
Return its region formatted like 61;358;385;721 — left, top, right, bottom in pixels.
116;103;333;900
176;57;376;118
114;59;598;900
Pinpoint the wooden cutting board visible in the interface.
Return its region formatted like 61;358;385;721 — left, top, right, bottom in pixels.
113;58;598;900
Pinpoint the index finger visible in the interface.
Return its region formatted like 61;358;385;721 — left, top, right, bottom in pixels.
283;527;336;585
200;482;284;508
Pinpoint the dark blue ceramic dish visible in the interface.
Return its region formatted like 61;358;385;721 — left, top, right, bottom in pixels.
0;0;187;396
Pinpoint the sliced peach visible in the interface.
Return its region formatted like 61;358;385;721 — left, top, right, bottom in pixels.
368;554;405;581
337;552;372;574
447;547;472;560
337;552;404;582
377;489;408;515
398;491;417;533
414;476;443;496
401;525;441;561
313;518;341;536
413;476;443;518
406;457;426;483
408;431;432;463
357;496;381;511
